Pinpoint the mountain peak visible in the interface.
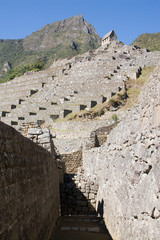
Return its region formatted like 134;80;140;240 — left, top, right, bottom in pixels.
0;15;101;79
23;15;101;51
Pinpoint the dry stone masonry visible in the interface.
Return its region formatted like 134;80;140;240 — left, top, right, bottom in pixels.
19;122;54;153
1;40;160;131
82;64;160;240
0;122;60;240
1;40;160;240
60;168;99;216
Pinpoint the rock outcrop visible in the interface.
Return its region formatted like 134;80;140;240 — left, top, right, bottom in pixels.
82;64;160;239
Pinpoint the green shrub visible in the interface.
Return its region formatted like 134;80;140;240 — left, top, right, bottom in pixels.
112;114;118;123
2;60;45;82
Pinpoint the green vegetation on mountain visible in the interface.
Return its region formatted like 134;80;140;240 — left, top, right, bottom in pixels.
0;15;101;81
0;61;45;83
131;32;160;51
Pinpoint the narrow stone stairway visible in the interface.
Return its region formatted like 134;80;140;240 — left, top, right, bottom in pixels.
50;215;112;240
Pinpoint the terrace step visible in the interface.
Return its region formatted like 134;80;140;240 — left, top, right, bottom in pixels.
50;215;112;240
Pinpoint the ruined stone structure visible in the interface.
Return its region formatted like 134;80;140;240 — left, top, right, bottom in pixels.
1;41;160;240
0;40;160;134
102;30;117;45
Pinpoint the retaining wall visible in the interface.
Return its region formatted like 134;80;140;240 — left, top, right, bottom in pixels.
60;169;99;216
0;121;60;240
82;65;160;240
61;148;82;174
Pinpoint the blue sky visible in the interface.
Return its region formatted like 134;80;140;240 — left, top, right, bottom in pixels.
0;0;160;45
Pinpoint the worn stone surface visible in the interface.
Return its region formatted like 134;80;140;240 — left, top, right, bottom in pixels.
82;65;160;240
0;121;60;240
51;215;112;240
61;148;82;174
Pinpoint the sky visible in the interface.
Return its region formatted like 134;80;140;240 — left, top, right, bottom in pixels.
0;0;160;45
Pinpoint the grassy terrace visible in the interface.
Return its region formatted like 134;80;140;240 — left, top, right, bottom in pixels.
54;66;155;122
124;66;155;109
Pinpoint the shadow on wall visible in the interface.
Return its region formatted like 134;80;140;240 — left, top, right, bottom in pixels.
97;199;104;218
60;174;96;216
60;174;112;239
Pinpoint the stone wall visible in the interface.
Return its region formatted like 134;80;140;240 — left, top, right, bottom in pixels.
82;65;160;240
61;148;82;174
94;124;116;146
84;123;116;150
60;168;99;216
19;122;53;152
0;121;60;240
19;122;64;183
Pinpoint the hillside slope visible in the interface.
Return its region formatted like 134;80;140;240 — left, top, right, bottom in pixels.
131;32;160;51
0;14;101;80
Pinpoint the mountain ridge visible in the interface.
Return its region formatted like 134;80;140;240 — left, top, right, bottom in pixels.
0;14;101;80
131;32;160;51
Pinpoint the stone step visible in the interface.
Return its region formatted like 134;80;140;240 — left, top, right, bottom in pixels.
50;215;112;240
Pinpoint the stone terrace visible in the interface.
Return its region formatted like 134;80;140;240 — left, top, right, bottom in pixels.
1;41;160;130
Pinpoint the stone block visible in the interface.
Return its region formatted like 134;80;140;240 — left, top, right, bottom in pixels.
90;184;99;191
28;128;42;135
83;192;89;198
81;188;86;193
38;137;50;144
38;132;50;139
90;199;96;206
77;195;83;200
61;227;71;231
87;227;99;233
89;193;95;200
82;207;89;212
76;201;87;207
75;207;82;212
80;227;86;232
72;227;79;231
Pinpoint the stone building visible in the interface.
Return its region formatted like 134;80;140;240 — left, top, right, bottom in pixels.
102;30;117;45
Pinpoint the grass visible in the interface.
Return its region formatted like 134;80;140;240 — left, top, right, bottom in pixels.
123;66;155;109
131;32;160;51
54;90;127;122
54;66;155;122
0;61;45;83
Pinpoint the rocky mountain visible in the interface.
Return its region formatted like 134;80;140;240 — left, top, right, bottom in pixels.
0;14;101;80
131;32;160;51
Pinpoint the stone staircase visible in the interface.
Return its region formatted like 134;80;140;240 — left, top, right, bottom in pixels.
54;171;113;240
50;215;112;240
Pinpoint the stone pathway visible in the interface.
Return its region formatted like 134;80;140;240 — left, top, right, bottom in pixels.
50;215;112;240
